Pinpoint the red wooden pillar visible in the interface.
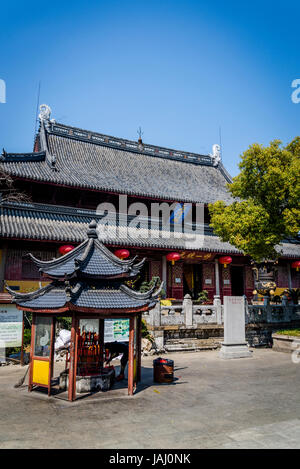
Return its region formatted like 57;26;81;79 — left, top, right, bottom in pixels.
48;317;56;396
28;312;36;392
128;316;135;396
99;318;104;370
68;313;78;402
137;314;142;383
20;311;24;366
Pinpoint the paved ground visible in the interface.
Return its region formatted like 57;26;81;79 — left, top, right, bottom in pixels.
1;349;300;449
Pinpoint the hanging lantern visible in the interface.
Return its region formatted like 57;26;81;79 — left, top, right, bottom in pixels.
114;249;130;260
59;245;75;256
291;260;300;272
166;252;181;265
219;256;232;268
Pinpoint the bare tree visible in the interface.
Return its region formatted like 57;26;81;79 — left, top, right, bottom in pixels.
0;167;31;203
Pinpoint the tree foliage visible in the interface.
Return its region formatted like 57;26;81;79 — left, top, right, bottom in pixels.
209;138;300;262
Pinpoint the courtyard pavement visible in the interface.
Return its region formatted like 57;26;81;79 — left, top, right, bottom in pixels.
0;348;300;449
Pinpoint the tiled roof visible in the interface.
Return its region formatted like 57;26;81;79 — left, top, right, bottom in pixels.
6;219;162;312
1;201;299;257
6;280;159;311
27;220;145;279
0;119;233;204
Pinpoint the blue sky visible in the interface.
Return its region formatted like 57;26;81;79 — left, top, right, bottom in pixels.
0;0;299;176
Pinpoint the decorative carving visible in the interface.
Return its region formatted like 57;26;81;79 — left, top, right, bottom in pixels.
252;260;278;295
39;104;51;122
210;144;221;166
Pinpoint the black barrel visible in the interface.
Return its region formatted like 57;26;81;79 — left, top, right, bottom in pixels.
153;357;174;383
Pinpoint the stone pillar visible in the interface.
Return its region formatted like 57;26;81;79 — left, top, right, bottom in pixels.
214;258;220;296
183;294;193;326
213;295;222;324
152;330;164;351
150;302;161;327
219;296;252;359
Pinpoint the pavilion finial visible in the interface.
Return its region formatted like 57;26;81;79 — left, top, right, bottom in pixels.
87;220;98;238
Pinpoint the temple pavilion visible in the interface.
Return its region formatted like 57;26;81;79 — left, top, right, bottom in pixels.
7;220;162;400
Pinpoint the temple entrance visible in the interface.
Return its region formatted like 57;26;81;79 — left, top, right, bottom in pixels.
231;266;245;296
183;264;202;300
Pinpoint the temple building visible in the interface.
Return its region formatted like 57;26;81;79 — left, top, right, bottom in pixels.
0;104;299;300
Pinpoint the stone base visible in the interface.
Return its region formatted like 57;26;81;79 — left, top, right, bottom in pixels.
219;343;252;359
59;369;115;393
272;334;300;353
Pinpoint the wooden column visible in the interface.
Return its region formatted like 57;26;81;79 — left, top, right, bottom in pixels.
48;317;56;396
128;316;134;396
137;314;142;383
28;312;36;392
99;318;104;370
20;311;24;366
68;313;78;402
214;258;220;296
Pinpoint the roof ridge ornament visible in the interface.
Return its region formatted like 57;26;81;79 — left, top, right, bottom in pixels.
87;220;98;238
39;104;52;123
210;144;221;167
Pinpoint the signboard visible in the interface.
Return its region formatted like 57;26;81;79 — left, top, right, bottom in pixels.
179;251;215;261
104;319;129;343
0;305;23;347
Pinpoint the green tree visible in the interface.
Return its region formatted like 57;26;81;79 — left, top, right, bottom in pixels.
209;138;300;262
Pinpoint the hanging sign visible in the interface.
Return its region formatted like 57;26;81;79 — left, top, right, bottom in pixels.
0;305;23;347
179;251;215;261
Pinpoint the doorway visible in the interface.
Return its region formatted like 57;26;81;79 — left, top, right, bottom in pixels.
183;264;202;300
230;266;245;296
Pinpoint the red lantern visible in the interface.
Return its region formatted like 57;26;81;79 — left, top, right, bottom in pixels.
59;245;75;256
166;252;181;265
219;256;232;268
291;260;300;272
114;249;130;260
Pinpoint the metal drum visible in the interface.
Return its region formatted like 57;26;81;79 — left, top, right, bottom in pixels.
153;357;174;383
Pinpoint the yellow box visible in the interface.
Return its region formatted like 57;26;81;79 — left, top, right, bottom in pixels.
32;359;49;386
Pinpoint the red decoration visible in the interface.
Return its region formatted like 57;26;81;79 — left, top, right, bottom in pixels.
291;260;300;272
219;256;232;268
114;249;130;260
59;245;75;256
166;252;181;265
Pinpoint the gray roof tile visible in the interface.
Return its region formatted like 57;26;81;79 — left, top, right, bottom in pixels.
1;201;299;258
0;121;233;204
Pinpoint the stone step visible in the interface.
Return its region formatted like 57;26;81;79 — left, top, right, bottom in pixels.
165;338;220;352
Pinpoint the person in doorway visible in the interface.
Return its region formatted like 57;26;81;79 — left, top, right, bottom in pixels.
105;341;129;381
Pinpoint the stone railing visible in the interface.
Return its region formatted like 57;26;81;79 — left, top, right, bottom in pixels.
144;294;300;328
143;294;223;327
246;299;300;324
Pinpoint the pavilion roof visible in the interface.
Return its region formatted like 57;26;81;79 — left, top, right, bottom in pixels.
6;279;161;312
6;220;162;313
26;220;145;279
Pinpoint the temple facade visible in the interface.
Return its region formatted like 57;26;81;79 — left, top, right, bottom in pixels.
0;104;299;301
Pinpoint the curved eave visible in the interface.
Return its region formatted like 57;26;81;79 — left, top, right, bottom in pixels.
28;240;88;269
15;303;153;315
